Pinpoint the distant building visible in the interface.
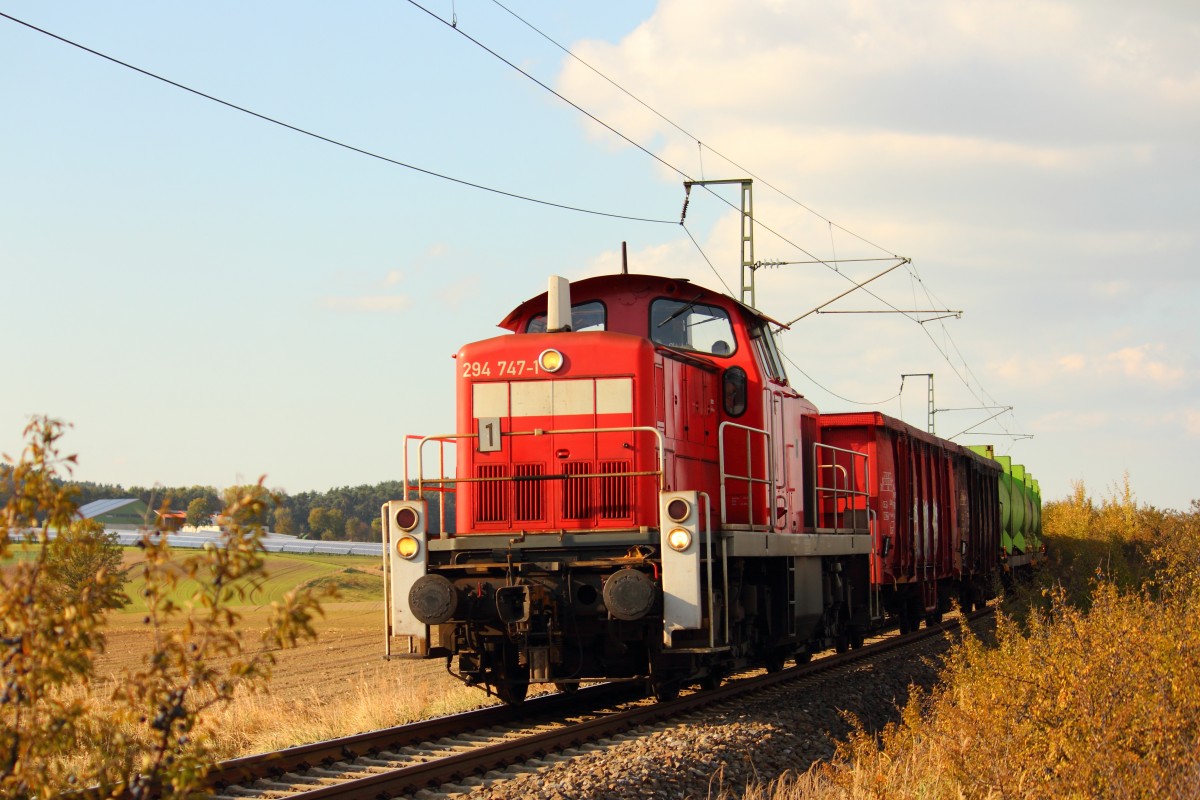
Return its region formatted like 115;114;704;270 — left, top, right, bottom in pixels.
156;510;187;532
77;498;151;530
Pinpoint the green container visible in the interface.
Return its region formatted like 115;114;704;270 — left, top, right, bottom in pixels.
965;446;1042;559
1027;476;1042;552
993;455;1013;554
1010;463;1028;553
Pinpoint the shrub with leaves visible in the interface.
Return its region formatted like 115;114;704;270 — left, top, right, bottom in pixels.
1;417;329;798
1015;476;1167;617
45;518;130;611
0;417;116;795
787;484;1200;800
813;581;1200;799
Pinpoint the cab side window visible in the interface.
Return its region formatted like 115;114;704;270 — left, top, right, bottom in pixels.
649;297;736;357
749;321;788;382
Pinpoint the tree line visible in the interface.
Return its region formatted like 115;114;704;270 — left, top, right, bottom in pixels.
0;467;453;540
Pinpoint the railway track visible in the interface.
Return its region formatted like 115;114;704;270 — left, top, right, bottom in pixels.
211;613;983;798
207;608;991;799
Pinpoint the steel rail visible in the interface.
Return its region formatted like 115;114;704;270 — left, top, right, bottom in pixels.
206;681;639;790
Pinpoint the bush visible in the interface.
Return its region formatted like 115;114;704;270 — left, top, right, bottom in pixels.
769;482;1200;800
45;519;129;610
1;417;328;798
812;582;1200;799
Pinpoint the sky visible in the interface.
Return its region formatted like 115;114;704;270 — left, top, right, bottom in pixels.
2;1;1196;510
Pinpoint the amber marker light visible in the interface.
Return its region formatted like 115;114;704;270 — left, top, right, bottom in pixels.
538;348;564;372
396;536;420;559
666;528;692;552
395;506;419;531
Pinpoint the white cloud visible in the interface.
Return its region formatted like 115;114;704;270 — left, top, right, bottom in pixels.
320;295;410;313
1058;354;1087;372
991;342;1185;389
1186;410;1200;438
1106;344;1185;386
1032;409;1113;432
436;276;480;310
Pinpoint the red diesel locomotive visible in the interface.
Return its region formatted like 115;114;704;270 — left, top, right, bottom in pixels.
383;272;1010;702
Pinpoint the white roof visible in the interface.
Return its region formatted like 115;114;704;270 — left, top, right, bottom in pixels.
77;498;141;518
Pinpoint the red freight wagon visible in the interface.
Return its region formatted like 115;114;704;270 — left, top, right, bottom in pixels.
819;412;1001;630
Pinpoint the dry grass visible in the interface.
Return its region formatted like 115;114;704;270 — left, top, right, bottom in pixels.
730;483;1200;800
81;600;493;762
78;661;491;760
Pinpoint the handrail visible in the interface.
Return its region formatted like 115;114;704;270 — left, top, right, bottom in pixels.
405;427;666;535
812;442;870;534
403;434;455;529
717;421;773;530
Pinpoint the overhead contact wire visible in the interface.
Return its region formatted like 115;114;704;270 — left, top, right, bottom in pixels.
415;0;918;322
782;352;902;406
0;11;675;225
681;224;736;297
487;0;897;257
403;0;691;184
474;2;1012;429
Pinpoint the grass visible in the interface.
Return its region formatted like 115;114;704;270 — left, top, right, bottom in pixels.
194;665;492;757
55;545;483;766
120;549;382;612
732;482;1200;800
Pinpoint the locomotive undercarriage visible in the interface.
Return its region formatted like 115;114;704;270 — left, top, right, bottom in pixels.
412;535;874;703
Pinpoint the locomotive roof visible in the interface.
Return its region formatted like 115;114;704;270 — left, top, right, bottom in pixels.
498;273;787;332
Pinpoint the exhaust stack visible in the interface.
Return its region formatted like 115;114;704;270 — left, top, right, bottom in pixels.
546;275;572;332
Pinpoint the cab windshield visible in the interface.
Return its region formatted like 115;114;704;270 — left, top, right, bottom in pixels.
526;301;606;333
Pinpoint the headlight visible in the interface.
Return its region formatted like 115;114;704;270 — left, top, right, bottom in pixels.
396;535;420;559
666;498;691;523
538;348;564;372
395;506;419;531
666;528;692;552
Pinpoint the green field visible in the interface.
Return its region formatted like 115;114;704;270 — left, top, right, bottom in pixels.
119;550;384;612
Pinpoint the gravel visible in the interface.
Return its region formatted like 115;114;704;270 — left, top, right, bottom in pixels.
430;637;952;800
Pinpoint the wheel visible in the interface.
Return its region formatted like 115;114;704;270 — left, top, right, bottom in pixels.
553;681;578;694
835;632;850;654
492;646;529;705
699;670;723;691
850;632;865;650
794;650;812;666
899;598;921;634
651;679;680;702
764;651;786;673
925;611;943;628
495;678;528;705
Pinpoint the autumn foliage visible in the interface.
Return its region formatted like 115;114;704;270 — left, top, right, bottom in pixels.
747;480;1200;799
1;418;327;798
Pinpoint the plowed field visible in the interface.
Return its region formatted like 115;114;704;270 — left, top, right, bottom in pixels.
95;549;459;706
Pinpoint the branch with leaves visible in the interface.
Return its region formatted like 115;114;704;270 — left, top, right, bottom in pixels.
1;417;330;799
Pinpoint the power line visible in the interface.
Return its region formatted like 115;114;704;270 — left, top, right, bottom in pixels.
486;0;898;258
478;1;1018;430
6;7;1014;433
423;0;919;320
404;0;690;184
680;224;736;297
782;351;903;406
0;10;676;225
